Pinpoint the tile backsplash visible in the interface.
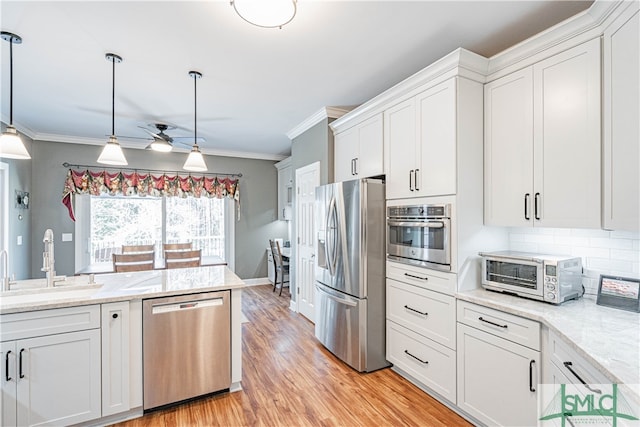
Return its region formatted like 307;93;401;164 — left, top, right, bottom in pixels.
508;228;640;297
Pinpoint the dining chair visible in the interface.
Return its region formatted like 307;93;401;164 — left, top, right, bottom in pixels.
113;252;155;272
269;239;290;296
163;242;193;252
122;244;155;253
164;249;202;269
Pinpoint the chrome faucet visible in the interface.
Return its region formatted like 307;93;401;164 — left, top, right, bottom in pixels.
42;229;56;287
1;249;8;291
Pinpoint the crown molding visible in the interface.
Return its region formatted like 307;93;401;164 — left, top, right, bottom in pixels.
31;132;287;162
330;47;489;134
286;107;351;140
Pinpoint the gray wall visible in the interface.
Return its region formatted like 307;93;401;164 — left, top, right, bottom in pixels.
28;139;287;280
288;118;335;298
1;124;33;280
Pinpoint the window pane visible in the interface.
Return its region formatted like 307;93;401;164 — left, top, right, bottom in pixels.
166;197;225;259
90;196;162;263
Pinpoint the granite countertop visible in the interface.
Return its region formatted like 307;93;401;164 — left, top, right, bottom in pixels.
457;288;640;387
0;265;246;315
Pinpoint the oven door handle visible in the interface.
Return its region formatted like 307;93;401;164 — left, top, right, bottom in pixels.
387;221;445;228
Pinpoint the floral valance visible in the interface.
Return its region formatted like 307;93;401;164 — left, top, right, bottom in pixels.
62;169;240;221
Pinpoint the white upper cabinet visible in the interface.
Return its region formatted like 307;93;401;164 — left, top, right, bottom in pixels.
385;78;458;200
275;158;293;220
603;4;640;231
484;38;601;228
333;114;383;182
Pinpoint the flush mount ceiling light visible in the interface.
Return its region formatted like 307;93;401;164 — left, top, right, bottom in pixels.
231;0;297;29
183;71;207;172
0;31;31;160
97;53;128;165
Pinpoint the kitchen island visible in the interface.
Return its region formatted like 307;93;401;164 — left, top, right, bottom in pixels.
0;265;245;426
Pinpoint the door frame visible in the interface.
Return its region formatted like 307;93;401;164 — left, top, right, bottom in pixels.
293;161;320;315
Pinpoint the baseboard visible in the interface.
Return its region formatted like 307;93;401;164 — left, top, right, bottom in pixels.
242;277;272;286
289;300;297;312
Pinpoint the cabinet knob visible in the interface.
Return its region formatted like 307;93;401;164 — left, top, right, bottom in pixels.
112;313;119;319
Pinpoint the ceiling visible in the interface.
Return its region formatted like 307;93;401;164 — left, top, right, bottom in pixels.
1;1;593;161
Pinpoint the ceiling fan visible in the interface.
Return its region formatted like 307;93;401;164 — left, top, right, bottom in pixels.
138;123;206;152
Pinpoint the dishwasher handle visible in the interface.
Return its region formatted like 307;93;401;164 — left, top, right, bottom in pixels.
151;297;223;314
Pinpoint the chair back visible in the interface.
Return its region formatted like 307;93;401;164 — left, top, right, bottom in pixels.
269;239;286;269
122;244;155;253
163;242;193;252
113;252;155;272
165;249;202;269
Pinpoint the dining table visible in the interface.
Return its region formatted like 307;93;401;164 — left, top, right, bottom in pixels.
75;255;227;275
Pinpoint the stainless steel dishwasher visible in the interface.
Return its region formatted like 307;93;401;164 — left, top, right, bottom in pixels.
142;291;230;410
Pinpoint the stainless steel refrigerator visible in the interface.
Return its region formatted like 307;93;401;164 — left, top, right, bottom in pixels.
314;178;389;372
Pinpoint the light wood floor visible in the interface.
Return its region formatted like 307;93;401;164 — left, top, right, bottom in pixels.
113;285;470;426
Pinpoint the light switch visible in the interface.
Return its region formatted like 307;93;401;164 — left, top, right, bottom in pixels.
17;235;22;245
62;233;73;242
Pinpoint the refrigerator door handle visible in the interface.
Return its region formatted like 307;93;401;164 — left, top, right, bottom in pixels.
327;196;339;275
316;284;358;307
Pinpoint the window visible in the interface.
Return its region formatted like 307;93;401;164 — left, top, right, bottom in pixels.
75;195;233;270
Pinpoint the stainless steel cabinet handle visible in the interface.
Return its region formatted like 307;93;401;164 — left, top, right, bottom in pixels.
534;192;541;220
404;305;428;317
19;348;25;379
404;349;428;364
414;169;420;191
354;158;358;175
478;316;508;329
409;170;414;191
529;360;536;392
351;158;355;175
404;272;428;281
388;221;444;228
5;350;11;382
563;362;602;394
524;193;530;220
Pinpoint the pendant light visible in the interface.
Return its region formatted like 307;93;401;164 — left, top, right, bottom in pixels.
97;53;128;165
231;0;297;29
0;31;31;159
183;71;207;172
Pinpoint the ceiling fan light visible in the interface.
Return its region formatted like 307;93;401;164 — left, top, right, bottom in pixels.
0;125;31;159
150;138;173;152
232;0;296;28
98;135;128;165
183;145;207;172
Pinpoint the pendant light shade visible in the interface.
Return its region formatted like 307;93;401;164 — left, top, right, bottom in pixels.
183;71;207;172
231;0;297;29
0;31;30;160
98;53;127;166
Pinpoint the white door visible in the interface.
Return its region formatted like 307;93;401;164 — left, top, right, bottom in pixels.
1;341;17;427
356;114;384;179
334;127;359;182
295;161;320;322
384;98;416;200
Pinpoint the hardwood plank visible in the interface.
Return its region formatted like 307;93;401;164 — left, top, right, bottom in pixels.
112;285;470;426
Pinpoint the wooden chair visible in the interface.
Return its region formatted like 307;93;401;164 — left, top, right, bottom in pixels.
163;242;193;252
113;252;155;272
164;249;202;269
269;239;290;296
122;244;155;253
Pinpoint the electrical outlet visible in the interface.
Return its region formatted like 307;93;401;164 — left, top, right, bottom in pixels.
17;235;22;245
62;233;73;242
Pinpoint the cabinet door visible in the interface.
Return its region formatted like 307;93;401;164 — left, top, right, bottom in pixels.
16;329;101;426
334;127;359;182
484;67;534;226
356;114;384;179
1;341;17;427
277;165;293;220
533;38;601;228
603;7;640;231
416;78;457;196
385;98;417;200
102;301;130;417
457;323;540;427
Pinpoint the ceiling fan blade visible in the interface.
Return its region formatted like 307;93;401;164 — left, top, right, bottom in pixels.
138;126;163;139
172;136;206;144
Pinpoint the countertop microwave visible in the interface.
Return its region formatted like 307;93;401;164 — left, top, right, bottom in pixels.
480;251;583;305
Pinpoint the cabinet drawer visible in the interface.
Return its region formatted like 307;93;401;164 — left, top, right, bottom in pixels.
0;305;100;342
387;261;456;296
387;321;456;404
548;330;609;386
456;300;540;350
387;279;456;349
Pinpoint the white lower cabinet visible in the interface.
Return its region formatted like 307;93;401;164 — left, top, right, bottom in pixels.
456;302;541;427
1;305;102;427
102;301;131;417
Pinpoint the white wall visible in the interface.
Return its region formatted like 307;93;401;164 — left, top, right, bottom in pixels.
509;227;640;297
